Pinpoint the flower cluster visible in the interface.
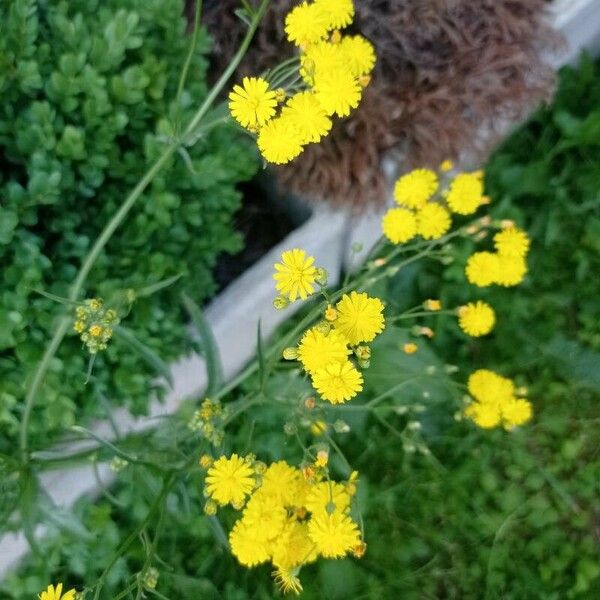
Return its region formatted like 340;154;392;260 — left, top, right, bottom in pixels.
228;0;375;164
38;584;76;600
202;454;363;595
464;369;533;430
466;223;530;287
382;165;486;244
188;397;230;447
73;298;120;354
273;248;385;405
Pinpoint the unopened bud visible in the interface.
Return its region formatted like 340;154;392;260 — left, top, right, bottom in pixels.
283;347;298;360
203;499;218;515
333;419;350;433
199;454;213;469
424;299;441;311
403;342;418;354
305;397;316;409
324;305;338;321
284;422;297;436
354;345;371;361
273;296;289;310
315;267;328;285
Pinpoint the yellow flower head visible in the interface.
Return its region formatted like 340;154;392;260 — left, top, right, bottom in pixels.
440;159;454;172
334;291;385;345
465;251;500;287
501;398;533;429
205;454;255;506
467;369;514;405
381;207;417;244
228;77;277;129
282;91;332;144
403;342;418;354
315;0;355;30
257;116;304;164
272;520;318;571
308;511;361;558
285;2;329;47
305;481;351;515
458;301;496;337
494;227;530;258
312;360;364;404
464;401;501;429
241;489;288;542
229;520;270;566
446;172;484;215
39;584;76;600
261;461;305;507
300;40;345;85
297;327;351;374
313;68;362;117
339;35;376;77
495;254;527;287
417;203;452;240
273;248;318;302
394;169;438;208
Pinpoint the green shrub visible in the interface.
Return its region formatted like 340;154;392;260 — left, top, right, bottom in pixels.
0;0;257;452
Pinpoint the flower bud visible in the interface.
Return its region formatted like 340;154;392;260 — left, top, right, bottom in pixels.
315;267;328;285
273;295;289;310
203;500;217;516
283;347;298;360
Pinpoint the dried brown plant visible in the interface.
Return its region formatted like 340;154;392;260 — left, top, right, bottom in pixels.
197;0;560;209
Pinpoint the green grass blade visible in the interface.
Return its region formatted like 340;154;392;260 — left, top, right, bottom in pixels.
182;293;223;397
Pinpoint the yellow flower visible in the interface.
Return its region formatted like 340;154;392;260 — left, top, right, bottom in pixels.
440;159;454;172
458;301;496;337
308;511;361;558
313;68;362;117
468;369;514;405
285;2;329;47
494;227;530;258
381;207;417;244
393;169;438;208
241;489;288;542
300;41;345;85
305;481;351;515
297;327;351;374
272;520;318;571
446;172;484;215
334;291;385;345
229;520;270;566
424;299;441;311
261;461;304;507
312;360;364;404
205;454;255;506
464;402;502;429
38;584;76;600
465;251;500;287
257;116;304;164
282;91;332;144
417;203;452;240
228;77;277;129
315;0;355;30
339;35;376;77
273;248;318;302
495;254;527;287
501;398;533;429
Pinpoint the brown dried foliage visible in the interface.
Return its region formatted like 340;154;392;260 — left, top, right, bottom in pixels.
197;0;559;209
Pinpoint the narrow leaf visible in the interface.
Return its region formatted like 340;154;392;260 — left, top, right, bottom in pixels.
32;288;79;306
182;293;223;396
257;319;266;391
113;325;174;389
135;273;184;299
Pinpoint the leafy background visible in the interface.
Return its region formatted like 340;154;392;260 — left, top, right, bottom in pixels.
0;0;258;454
1;9;600;600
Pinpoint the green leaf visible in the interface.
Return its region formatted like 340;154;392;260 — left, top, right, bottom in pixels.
182;293;223;397
135;273;184;299
113;326;174;389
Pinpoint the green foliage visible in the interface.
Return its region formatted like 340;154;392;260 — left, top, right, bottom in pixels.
2;49;600;600
0;0;258;452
